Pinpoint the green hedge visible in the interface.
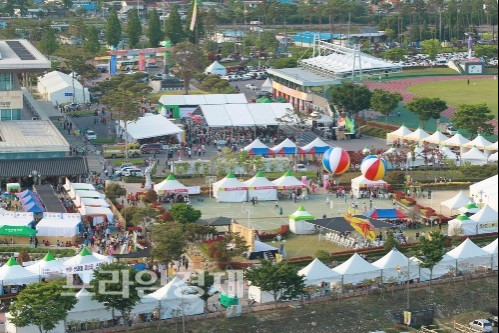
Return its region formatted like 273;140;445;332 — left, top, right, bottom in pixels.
0;246;76;257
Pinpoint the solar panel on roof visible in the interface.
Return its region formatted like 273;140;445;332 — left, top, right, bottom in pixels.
5;40;36;60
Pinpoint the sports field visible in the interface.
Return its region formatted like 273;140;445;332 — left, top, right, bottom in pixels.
407;77;499;118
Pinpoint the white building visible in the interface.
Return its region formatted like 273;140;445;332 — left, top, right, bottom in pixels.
37;71;90;105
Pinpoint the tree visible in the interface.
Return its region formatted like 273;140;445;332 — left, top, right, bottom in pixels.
9;281;77;333
101;89;141;160
151;222;188;264
207;233;249;262
106;8;122;48
413;230;446;282
330;82;372;115
165;4;185;45
406;97;447;129
62;0;73;8
91;263;141;330
474;45;498;60
384;231;400;251
147;9;163;47
370;89;403;129
39;28;59;58
84;26;101;54
244;261;306;306
171;203;202;224
421;39;441;62
126;9;142;48
451;103;495;138
383;47;406;61
170;41;207;94
190;272;215;311
104;183;126;203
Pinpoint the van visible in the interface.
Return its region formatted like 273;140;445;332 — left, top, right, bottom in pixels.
140;143;163;154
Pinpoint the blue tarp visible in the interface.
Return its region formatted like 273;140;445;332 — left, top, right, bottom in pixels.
17;189;34;199
22;201;45;213
363;209;406;219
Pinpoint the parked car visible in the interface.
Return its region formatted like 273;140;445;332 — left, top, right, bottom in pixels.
146;63;159;68
294;164;308;172
488;316;498;327
85;130;97;140
115;166;138;176
469;319;494;332
140;143;163;154
123;168;144;177
245;83;257;90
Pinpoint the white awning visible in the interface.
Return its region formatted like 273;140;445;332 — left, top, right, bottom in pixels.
121;114;183;140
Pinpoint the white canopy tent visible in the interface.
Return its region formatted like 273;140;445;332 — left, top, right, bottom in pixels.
0;257;39;285
404;128;429;143
445;238;492;271
119;114;184;142
63;178;96;192
351;175;388;199
441;190;471;211
212;172;248;202
464;135;493;150
469;175;498;210
467;205;499;235
272;171;307;190
36;213;82;237
448;213;483;236
442;133;470;154
411;254;455;281
69;189;105;200
78;205;115;224
483;239;498;270
244;172;278;201
458;202;480;215
289;206;316;235
373;248;419;282
271;138;304;155
74;197;110;208
423;130;449;145
439;146;457;160
63;248;111;275
134;276;205;319
68;289;114;322
261;77;273;93
154;174;189;195
301;137;331;154
0;211;34;228
332;253;381;285
298;258;340;286
406;145;426;168
204;61;227;76
386;125;412;145
488;152;498;162
37;71;90;105
25;253;64;277
461;147;488;165
485;141;498;151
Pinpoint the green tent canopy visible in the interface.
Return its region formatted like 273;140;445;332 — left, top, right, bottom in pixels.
256;97;272;103
43;252;56;262
5;256;19;266
0;225;37;237
289;205;315;222
274;96;287;103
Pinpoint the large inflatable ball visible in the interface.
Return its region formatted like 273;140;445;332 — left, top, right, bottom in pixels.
322;147;351;175
361;155;388;181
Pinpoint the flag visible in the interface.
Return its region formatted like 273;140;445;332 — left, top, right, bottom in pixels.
403;311;412;325
189;0;198;31
344;214;377;241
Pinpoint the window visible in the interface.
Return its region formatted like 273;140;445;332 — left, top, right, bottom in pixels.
0;109;21;121
0;73;13;91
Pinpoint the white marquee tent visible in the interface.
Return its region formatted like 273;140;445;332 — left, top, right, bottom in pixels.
119;114;184;142
261;77;273;93
332;253;381;284
461;147;488;165
301;137;331;154
26;252;64;277
289;206;316;235
63;248;111;275
442;132;470;148
483;239;498;270
244;171;278;201
68;289;114;322
0;211;34;228
386;125;412;144
69;189;105;200
0;257;39;285
448;213;482;236
439;146;457;160
469;175;498;210
78;205;115;224
485;141;498;151
154;174;189;195
404;127;429;143
488;152;498;162
412;254;454;281
406;145;426;168
445;238;492;271
272;171;307;190
36;213;82;237
423;130;449;145
204;61;227;76
37;71;90;105
63;178;96;192
212;172;248;202
464;134;493;150
298;258;340;286
441;190;471;211
351;175;388;199
74;197;110;208
373;248;419;282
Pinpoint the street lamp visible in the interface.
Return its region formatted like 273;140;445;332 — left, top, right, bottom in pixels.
29;170;41;186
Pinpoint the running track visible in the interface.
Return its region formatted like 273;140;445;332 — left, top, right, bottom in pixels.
364;75;498;134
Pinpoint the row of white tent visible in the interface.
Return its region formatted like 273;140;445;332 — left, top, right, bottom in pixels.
6;276;204;333
213;171;307;202
402;145;497;167
387;125;498;151
243;137;331;155
296;238;498;288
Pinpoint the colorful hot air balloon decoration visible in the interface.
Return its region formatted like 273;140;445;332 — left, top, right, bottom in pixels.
361;155;388;181
322;147;351;175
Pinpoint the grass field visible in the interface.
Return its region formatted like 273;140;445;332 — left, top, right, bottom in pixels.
407;78;499;118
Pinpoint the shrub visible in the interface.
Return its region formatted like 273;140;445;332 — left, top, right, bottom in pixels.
142;189;158;204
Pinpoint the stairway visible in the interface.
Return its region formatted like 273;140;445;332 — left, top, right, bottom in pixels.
264;251;276;261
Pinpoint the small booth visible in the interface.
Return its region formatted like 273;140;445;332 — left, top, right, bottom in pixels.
243;139;273;156
403;127;429;144
386;124;412;145
351;175;388;199
25;252;65;277
78;205;115;225
332;253;381;285
248;240;279;260
483;239;498;270
298;258;340;286
36;213;82;245
0;225;37;245
212;172;248;203
373;248;419;283
272;171;307;199
244;172;278;201
154;174;189;203
461;147;488;165
289;206;316;235
6;183;21;193
0;257;39;290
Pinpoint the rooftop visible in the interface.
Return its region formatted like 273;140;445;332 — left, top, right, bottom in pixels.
266;67;341;87
0;121;69;153
0;39;51;72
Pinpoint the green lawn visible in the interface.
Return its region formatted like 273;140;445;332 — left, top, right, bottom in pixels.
407;78;499;118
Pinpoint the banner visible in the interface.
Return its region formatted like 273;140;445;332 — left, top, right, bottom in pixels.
403;311;412;325
189;0;198;31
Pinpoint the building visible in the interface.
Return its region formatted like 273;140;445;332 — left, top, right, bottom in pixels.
267;36;401;113
0;39;51;121
37;71;90;105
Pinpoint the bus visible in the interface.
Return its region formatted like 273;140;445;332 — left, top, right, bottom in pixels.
117;60;139;71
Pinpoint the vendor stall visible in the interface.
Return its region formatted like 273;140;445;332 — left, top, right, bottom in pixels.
36;213;82;243
244;172;278;201
351;175;388;199
212;172;248;203
289;206;316;235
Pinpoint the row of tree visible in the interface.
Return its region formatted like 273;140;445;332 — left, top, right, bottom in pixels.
331;82;495;138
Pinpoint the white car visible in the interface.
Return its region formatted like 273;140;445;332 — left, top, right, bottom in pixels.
294;164;308;172
85;130;97;140
123;168;144;177
245;83;257;90
469;319;494;333
115;166;138;176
